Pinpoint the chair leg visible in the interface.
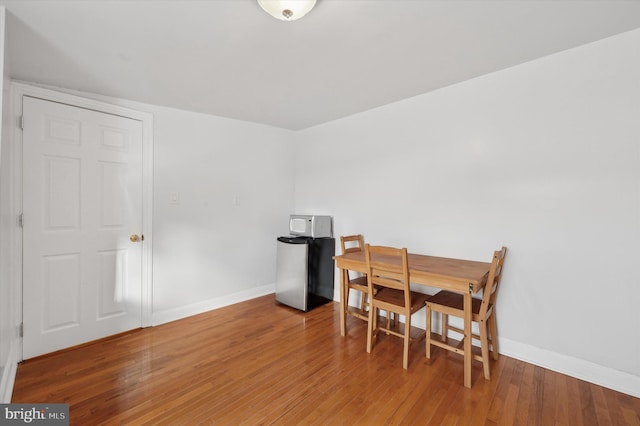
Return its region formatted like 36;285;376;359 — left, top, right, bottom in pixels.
479;319;491;380
441;313;448;342
342;271;350;333
403;314;411;369
373;306;378;331
360;291;367;312
366;306;375;353
488;313;499;360
426;304;432;359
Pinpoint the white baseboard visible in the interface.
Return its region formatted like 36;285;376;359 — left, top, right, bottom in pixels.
338;296;640;398
151;284;275;326
499;337;640;398
0;339;18;403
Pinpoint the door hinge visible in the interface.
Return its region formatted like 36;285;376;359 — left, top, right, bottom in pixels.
18;322;23;338
18;213;23;228
18;115;24;130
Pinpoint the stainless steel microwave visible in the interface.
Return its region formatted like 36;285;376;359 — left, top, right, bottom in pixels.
289;215;333;238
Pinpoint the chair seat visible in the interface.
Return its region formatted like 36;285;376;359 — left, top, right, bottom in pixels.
427;290;490;317
350;276;382;294
377;288;430;312
348;275;368;292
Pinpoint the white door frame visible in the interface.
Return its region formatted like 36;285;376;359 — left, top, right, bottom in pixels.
11;82;154;360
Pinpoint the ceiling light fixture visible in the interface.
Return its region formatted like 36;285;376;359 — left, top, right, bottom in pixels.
257;0;317;21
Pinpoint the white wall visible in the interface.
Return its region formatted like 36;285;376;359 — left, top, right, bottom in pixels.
295;29;640;394
151;105;294;322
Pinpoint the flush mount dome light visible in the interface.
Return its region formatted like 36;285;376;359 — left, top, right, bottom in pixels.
257;0;317;21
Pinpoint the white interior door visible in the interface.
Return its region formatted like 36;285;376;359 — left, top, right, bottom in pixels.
22;96;144;359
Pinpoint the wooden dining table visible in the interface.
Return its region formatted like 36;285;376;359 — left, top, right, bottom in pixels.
333;250;491;388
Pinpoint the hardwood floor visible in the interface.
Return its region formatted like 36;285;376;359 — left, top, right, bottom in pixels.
12;295;640;425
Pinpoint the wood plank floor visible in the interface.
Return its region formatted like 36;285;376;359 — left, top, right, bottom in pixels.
12;295;640;425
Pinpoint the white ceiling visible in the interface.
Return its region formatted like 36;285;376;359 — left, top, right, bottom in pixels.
2;0;640;130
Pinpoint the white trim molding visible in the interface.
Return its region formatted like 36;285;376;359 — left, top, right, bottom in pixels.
499;337;640;398
152;285;275;326
424;316;640;398
0;339;18;403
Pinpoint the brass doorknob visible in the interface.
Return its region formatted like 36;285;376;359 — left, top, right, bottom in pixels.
130;234;141;242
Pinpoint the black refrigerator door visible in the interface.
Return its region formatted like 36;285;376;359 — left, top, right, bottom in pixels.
306;238;335;310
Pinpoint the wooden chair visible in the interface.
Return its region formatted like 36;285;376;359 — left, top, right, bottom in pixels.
365;244;429;369
426;246;507;380
340;235;370;329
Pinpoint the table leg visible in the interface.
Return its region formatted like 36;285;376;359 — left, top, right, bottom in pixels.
463;288;472;388
340;268;346;337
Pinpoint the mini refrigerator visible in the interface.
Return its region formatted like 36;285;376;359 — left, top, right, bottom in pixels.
275;215;335;312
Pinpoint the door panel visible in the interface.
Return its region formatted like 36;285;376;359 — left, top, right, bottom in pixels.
42;253;80;331
22;96;143;359
44;155;81;229
97;248;128;320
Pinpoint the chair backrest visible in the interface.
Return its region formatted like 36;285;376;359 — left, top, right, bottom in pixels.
365;244;411;308
479;246;507;318
340;234;365;255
